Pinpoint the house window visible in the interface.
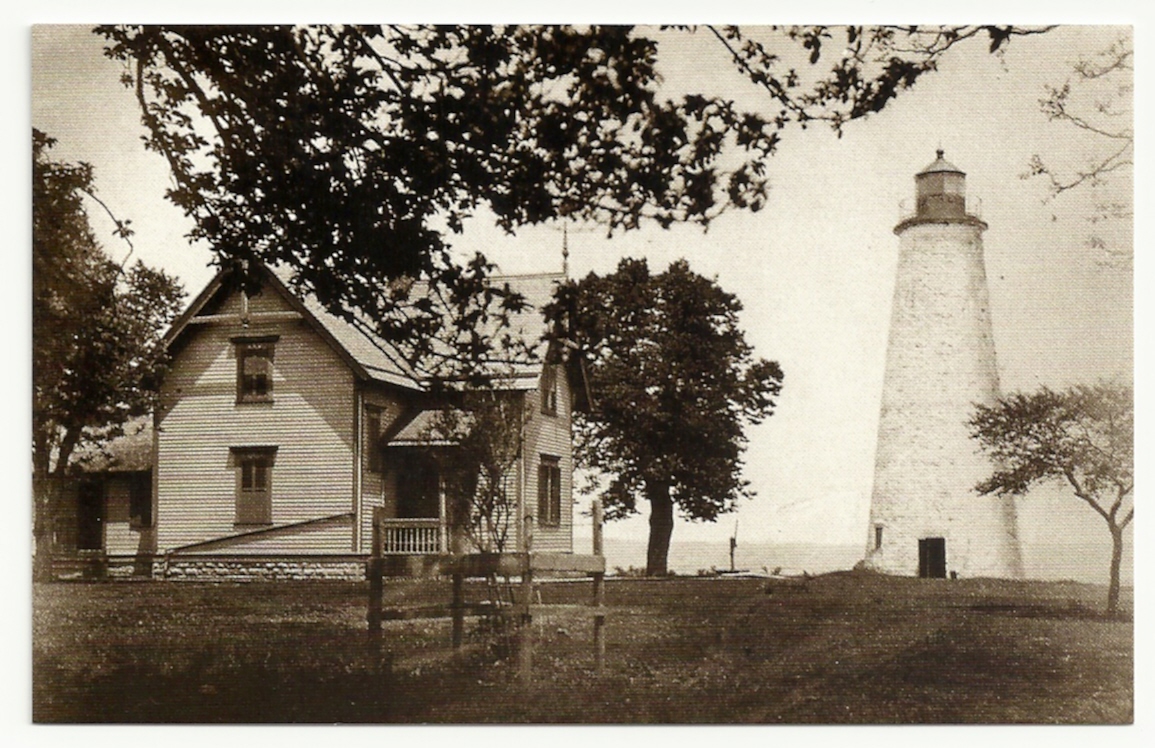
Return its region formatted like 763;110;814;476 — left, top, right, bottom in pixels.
537;456;562;527
365;404;383;473
233;447;277;525
541;365;558;415
234;336;278;403
874;524;884;550
129;473;153;529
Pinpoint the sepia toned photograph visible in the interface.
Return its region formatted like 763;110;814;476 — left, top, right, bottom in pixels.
30;17;1133;726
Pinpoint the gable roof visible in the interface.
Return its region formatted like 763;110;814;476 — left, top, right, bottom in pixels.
384;407;471;447
164;264;563;392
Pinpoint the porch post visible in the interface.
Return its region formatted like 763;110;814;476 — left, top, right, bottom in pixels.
438;476;448;553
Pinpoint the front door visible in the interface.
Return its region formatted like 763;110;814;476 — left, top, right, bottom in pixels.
397;453;441;519
77;481;104;551
918;537;946;578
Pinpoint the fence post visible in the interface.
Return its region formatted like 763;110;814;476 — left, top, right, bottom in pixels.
592;498;606;673
451;570;465;649
518;512;534;682
450;521;465;649
366;508;390;708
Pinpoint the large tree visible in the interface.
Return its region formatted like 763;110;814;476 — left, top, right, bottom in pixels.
32;129;185;579
96;24;1050;376
545;258;783;575
969;383;1133;615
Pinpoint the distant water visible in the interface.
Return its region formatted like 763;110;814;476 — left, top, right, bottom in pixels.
601;538;861;577
602;538;1132;586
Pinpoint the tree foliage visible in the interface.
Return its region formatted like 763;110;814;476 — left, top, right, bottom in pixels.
32;129;185;575
96;24;1050;375
545;258;783;574
969;382;1133;614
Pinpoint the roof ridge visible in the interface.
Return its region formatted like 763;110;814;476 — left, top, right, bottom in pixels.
488;271;565;281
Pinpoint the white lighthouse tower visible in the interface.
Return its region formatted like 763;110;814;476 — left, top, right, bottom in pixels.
864;151;1024;579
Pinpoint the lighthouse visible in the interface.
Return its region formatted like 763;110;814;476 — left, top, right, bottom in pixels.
864;151;1024;579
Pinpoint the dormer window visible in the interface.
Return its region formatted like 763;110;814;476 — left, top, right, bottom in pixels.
234;336;277;403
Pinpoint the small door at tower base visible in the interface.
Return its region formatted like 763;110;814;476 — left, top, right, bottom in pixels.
918;537;947;578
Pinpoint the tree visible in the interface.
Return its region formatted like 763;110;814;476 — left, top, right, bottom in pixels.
96;24;1051;375
969;383;1133;615
1023;31;1132;268
422;388;529;554
32;129;185;579
545;258;783;575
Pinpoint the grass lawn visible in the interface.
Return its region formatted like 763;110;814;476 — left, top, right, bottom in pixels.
32;570;1132;723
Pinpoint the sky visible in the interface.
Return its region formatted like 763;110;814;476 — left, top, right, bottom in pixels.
23;14;1138;575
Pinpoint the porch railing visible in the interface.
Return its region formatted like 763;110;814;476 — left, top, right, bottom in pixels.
377;517;444;554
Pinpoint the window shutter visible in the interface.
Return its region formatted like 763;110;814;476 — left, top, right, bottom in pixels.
538;463;550;524
550;463;561;525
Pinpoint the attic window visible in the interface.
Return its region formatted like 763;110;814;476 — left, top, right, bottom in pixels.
234;336;278;403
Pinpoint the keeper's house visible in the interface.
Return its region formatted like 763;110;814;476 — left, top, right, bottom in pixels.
48;264;578;579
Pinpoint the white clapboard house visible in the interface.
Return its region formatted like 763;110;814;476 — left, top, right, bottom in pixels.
49;264;579;579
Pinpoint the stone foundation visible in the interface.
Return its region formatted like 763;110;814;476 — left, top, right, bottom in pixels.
54;554;454;581
153;555;368;581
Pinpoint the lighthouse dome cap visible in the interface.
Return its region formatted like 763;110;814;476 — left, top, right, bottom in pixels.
919;149;964;175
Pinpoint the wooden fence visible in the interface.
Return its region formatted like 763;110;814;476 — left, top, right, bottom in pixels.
367;500;607;680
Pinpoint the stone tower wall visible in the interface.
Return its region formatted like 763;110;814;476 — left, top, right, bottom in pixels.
865;220;1024;578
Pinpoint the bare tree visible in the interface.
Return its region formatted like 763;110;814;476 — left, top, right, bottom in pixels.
423;388;529;554
1023;32;1132;268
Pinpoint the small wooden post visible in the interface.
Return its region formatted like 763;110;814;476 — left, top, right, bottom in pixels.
451;571;465;649
367;508;384;640
366;508;391;708
518;512;534;682
592;498;606;673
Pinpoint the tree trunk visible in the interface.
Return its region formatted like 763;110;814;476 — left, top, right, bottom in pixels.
645;481;673;576
1107;524;1125;616
32;425;79;582
32;472;55;583
32;433;54;583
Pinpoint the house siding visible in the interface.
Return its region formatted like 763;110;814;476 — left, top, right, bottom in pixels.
170;515;354;555
521;365;574;553
49;473;155;557
358;387;410;550
156;281;357;555
102;474;155;556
